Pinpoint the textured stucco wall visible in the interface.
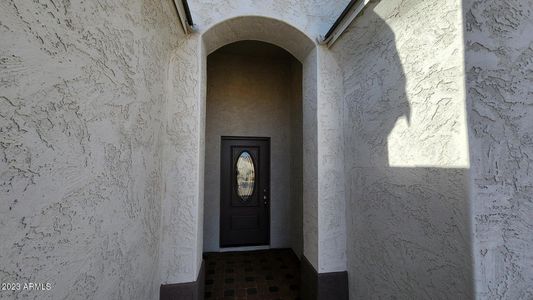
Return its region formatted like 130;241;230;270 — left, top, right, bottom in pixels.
316;47;346;273
301;48;319;269
160;34;205;284
0;0;182;299
332;0;472;298
203;46;302;253
464;1;533;299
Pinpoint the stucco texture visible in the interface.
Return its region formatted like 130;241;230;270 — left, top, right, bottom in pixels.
0;0;181;299
160;33;205;284
203;42;303;253
465;0;533;299
5;0;532;298
332;0;473;298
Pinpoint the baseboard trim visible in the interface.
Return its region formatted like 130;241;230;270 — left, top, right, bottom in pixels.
219;245;270;252
300;255;348;300
160;260;205;300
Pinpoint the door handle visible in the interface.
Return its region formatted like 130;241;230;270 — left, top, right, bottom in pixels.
263;195;268;205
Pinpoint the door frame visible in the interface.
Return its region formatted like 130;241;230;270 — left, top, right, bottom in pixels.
219;136;271;248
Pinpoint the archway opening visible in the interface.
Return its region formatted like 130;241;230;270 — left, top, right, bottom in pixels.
202;40;303;256
160;14;319;293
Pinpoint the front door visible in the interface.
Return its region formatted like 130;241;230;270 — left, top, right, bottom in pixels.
220;136;270;247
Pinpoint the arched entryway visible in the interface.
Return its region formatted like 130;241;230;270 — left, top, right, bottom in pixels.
199;17;316;300
198;15;319;261
161;14;348;300
160;15;318;282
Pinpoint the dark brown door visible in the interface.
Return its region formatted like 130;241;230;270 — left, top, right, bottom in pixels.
220;136;270;247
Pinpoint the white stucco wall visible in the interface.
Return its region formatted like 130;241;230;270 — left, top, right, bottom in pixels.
8;2;524;298
203;46;302;253
301;48;320;269
160;34;205;284
0;0;182;299
464;1;533;299
332;0;473;298
316;47;346;273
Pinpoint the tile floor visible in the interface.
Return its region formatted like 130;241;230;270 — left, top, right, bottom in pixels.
203;249;300;300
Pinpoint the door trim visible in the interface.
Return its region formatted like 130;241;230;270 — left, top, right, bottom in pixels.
219;136;271;248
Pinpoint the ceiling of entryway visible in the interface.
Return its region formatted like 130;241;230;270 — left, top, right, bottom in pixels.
212;40;296;59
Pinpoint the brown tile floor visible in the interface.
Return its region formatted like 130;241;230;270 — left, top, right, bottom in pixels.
203;249;300;300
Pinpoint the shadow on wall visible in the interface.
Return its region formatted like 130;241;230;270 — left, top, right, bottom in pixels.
339;4;473;299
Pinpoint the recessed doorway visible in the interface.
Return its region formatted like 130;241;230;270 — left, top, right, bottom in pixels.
203;40;303;254
220;136;270;247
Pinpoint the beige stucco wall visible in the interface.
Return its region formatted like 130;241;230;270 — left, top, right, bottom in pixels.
331;0;473;298
203;44;303;253
0;0;182;299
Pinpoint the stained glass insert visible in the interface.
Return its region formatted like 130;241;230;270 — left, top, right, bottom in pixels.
236;151;255;201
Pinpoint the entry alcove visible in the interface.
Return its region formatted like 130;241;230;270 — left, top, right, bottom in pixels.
203;40;304;254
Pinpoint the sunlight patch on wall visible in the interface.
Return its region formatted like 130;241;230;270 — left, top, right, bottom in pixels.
386;0;470;169
387;114;470;168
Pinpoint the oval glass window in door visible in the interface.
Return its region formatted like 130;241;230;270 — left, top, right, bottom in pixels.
236;151;255;201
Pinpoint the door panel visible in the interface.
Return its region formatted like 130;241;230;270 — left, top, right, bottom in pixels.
220;137;270;247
